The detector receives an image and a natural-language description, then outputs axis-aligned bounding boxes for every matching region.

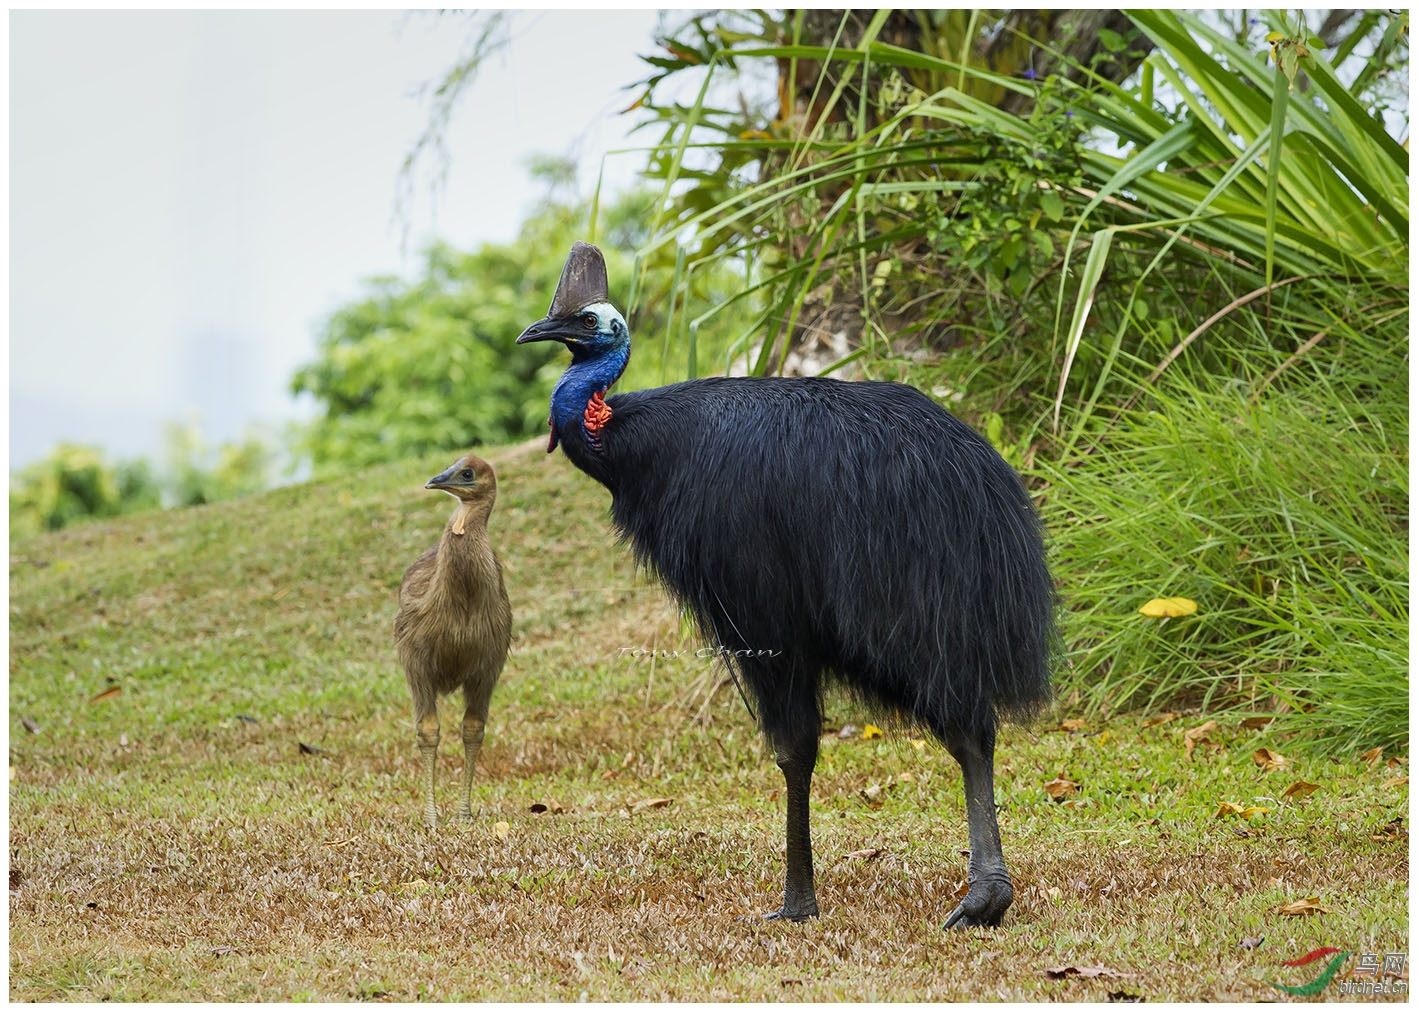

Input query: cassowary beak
[514,317,568,345]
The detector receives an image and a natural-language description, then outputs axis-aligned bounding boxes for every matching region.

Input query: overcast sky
[9,10,665,469]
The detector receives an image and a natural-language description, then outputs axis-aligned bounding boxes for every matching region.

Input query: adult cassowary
[517,242,1055,928]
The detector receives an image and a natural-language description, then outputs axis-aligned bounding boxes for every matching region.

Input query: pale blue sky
[10,10,664,468]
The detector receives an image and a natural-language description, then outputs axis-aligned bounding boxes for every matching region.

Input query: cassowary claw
[942,877,1013,929]
[763,905,819,922]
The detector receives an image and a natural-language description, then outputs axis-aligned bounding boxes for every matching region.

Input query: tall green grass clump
[1041,318,1407,752]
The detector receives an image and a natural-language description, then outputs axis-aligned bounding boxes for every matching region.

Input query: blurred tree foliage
[10,444,160,537]
[289,179,752,473]
[10,425,279,537]
[162,422,275,508]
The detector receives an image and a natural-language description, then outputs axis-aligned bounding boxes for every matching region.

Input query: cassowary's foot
[763,903,819,922]
[455,804,475,823]
[943,876,1013,929]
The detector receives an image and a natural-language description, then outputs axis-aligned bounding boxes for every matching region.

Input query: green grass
[8,438,1408,1000]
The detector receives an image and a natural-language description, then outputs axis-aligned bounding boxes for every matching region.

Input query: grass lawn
[9,439,1409,1000]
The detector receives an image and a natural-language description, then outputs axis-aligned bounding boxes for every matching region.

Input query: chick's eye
[581,313,597,329]
[461,469,474,480]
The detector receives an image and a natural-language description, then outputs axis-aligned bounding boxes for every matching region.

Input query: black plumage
[518,243,1056,927]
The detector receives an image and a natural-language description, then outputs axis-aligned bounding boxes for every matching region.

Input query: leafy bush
[10,444,161,537]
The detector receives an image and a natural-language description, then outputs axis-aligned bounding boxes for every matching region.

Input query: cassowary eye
[461,469,474,480]
[581,313,597,329]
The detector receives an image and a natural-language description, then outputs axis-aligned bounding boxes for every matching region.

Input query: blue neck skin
[549,341,630,435]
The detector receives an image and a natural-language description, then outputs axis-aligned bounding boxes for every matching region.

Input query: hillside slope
[9,440,1407,1001]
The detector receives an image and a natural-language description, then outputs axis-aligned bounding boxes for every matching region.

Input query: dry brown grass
[9,442,1409,1000]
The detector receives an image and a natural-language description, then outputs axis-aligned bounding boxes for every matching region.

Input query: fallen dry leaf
[844,848,885,861]
[493,821,510,839]
[1281,781,1320,800]
[529,801,565,814]
[1386,756,1408,770]
[1371,817,1406,841]
[1184,720,1218,760]
[1239,715,1275,730]
[1277,897,1327,917]
[1107,989,1143,1002]
[298,742,323,755]
[20,717,39,734]
[1044,964,1134,980]
[908,738,927,751]
[1214,801,1243,818]
[1252,747,1289,772]
[1059,718,1087,733]
[630,797,673,814]
[837,724,859,739]
[1139,596,1197,618]
[861,724,884,740]
[1044,778,1079,801]
[89,686,122,704]
[1381,776,1408,789]
[1361,746,1384,768]
[1239,806,1270,820]
[896,772,914,783]
[1141,712,1176,729]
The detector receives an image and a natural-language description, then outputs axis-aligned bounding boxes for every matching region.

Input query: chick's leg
[457,681,494,821]
[414,704,441,828]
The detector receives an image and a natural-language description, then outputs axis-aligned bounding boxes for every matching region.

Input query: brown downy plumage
[394,453,511,827]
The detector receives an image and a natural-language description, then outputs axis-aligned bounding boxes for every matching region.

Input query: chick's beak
[425,463,460,490]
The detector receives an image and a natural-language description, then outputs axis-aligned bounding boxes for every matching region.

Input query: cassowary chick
[394,453,511,827]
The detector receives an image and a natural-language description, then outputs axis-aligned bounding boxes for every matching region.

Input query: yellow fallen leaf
[896,772,914,783]
[493,821,510,839]
[1044,777,1079,801]
[1059,718,1087,733]
[1239,806,1270,819]
[1277,896,1327,917]
[1142,712,1177,729]
[1139,596,1198,618]
[90,686,122,704]
[1094,730,1112,746]
[1184,720,1218,760]
[861,724,884,740]
[1281,781,1320,800]
[630,797,673,814]
[1252,747,1289,772]
[908,738,927,751]
[1214,800,1244,818]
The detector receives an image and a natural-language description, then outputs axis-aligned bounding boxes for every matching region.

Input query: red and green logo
[1266,947,1352,996]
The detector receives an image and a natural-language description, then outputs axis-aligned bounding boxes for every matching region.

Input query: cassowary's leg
[939,722,1014,928]
[456,679,495,821]
[414,703,441,828]
[757,666,821,922]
